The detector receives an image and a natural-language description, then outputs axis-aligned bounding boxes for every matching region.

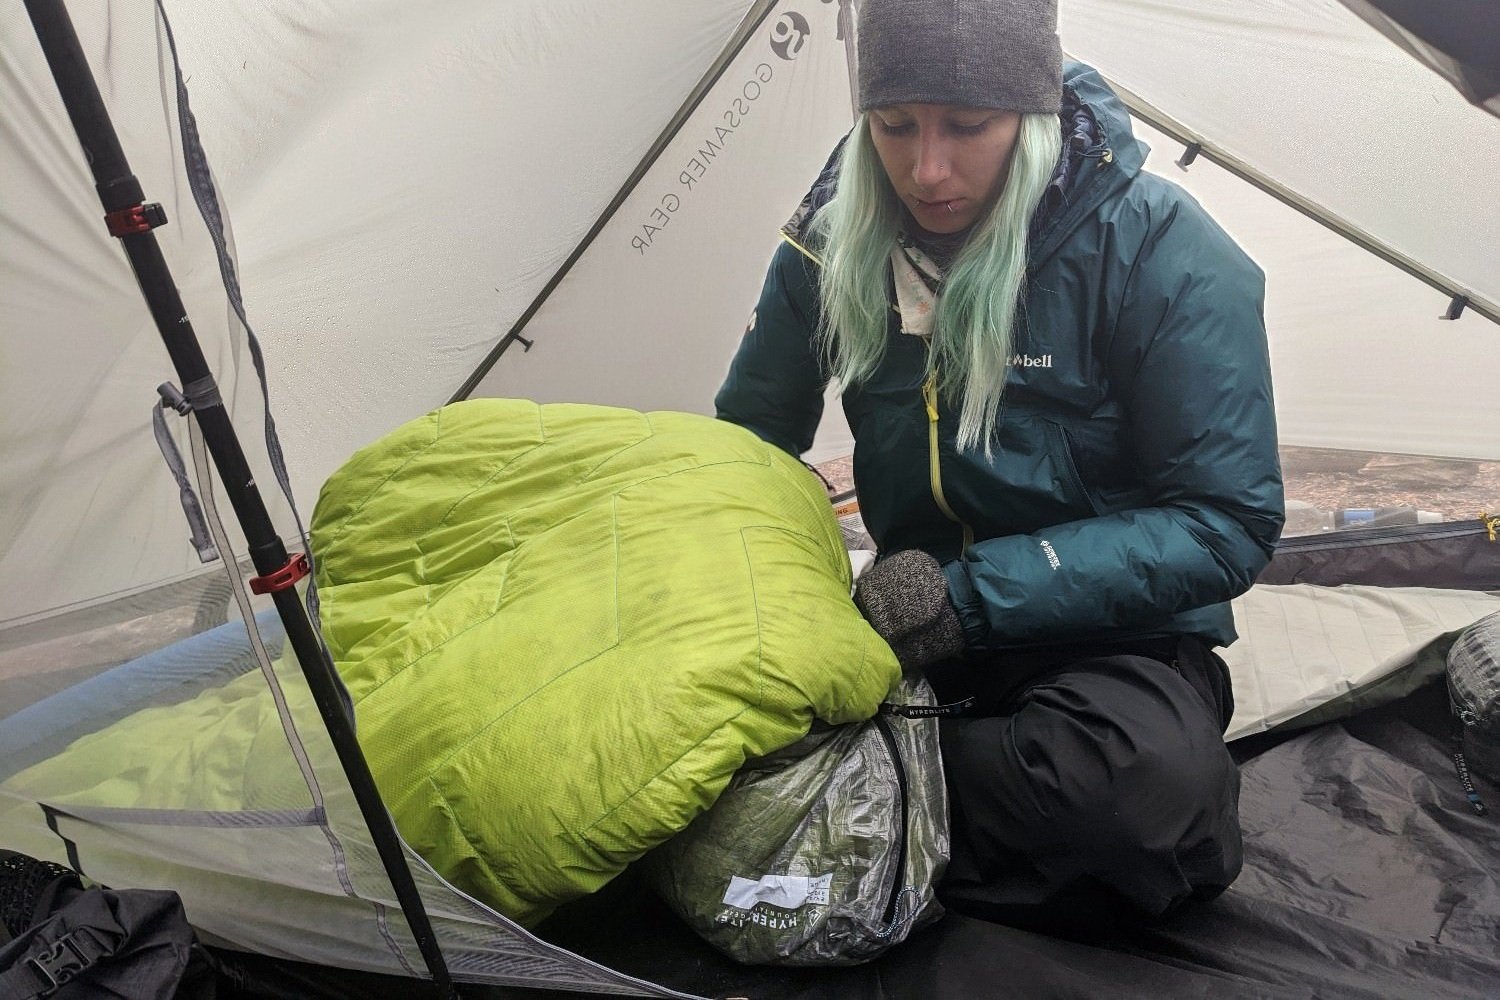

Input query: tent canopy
[2,1,1497,996]
[4,0,1498,626]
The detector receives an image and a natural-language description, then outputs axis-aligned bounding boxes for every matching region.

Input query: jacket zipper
[779,229,824,266]
[871,713,910,930]
[920,365,974,552]
[785,228,977,556]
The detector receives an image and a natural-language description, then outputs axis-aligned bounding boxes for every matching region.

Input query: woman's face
[867,104,1023,235]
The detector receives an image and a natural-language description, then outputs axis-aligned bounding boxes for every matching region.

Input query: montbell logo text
[1010,354,1053,368]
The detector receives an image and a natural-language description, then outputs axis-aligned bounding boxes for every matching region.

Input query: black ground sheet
[214,681,1499,1000]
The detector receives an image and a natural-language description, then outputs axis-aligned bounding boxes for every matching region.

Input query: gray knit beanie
[857,0,1063,113]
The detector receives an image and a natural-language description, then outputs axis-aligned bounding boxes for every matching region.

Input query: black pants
[925,636,1241,932]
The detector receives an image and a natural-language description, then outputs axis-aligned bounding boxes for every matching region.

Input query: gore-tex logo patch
[1039,539,1061,570]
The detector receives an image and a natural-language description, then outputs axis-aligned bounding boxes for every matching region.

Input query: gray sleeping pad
[646,675,949,966]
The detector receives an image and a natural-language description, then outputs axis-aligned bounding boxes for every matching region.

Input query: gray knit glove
[853,549,965,671]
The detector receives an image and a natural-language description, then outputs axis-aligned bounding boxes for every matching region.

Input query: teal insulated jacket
[716,63,1284,651]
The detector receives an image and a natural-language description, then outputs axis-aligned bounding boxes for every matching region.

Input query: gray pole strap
[151,393,220,564]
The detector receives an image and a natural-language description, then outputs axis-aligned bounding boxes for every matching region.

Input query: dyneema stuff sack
[1449,610,1500,801]
[645,676,949,965]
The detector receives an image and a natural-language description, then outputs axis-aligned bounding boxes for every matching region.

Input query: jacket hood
[1029,61,1147,261]
[1063,61,1146,176]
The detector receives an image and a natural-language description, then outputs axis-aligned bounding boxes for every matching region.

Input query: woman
[715,0,1284,928]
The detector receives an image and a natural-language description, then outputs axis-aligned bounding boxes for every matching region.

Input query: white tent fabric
[0,0,287,627]
[466,2,860,444]
[1060,0,1499,320]
[1129,118,1500,461]
[2,0,1497,991]
[164,0,772,492]
[0,0,765,626]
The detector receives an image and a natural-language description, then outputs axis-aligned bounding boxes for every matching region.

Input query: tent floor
[211,680,1499,1000]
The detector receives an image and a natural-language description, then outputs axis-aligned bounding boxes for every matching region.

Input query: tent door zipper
[1274,518,1494,553]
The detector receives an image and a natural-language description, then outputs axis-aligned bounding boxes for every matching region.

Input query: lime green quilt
[312,399,899,925]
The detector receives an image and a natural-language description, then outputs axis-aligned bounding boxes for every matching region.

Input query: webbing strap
[880,697,975,719]
[150,399,219,563]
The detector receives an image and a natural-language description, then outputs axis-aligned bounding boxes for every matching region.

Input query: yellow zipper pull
[921,368,940,421]
[1483,511,1499,542]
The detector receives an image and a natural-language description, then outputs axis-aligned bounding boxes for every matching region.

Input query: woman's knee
[960,664,1241,854]
[1039,732,1239,856]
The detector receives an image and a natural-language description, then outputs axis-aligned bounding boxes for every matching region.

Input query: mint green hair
[810,112,1063,453]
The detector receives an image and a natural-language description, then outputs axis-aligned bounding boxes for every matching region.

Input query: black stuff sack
[1449,610,1500,801]
[646,676,949,966]
[0,850,215,999]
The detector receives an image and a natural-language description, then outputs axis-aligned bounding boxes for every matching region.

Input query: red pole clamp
[104,202,168,237]
[249,553,312,595]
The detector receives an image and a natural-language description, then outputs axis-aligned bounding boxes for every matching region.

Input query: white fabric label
[722,873,833,911]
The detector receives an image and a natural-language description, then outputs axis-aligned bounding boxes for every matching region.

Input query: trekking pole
[20,2,459,996]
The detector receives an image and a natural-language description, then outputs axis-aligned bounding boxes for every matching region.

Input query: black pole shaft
[22,3,458,995]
